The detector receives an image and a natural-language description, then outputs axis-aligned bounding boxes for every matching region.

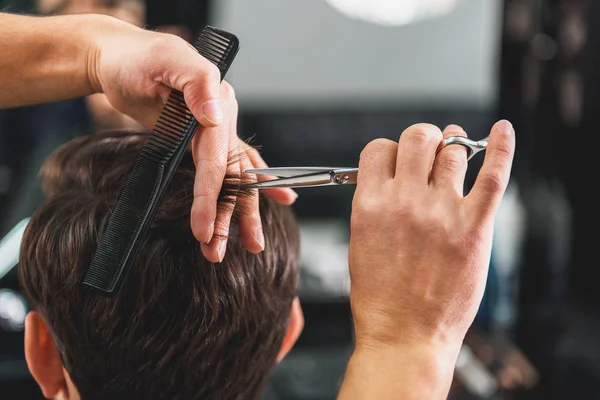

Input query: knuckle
[404,123,442,145]
[351,196,381,227]
[203,62,221,81]
[153,33,180,52]
[394,200,419,223]
[479,172,506,194]
[220,82,238,113]
[360,138,396,161]
[221,81,236,99]
[229,95,239,113]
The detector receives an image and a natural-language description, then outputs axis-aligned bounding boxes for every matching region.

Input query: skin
[338,120,515,399]
[0,12,297,262]
[0,11,516,398]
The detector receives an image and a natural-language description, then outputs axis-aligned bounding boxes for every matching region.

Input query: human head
[19,131,303,399]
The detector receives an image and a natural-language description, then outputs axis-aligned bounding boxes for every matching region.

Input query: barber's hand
[190,82,298,262]
[349,120,515,357]
[88,16,297,261]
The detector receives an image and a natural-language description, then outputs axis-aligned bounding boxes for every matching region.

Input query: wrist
[339,340,461,400]
[83,14,118,94]
[84,13,136,95]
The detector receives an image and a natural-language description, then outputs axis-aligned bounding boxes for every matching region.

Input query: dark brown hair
[19,131,300,400]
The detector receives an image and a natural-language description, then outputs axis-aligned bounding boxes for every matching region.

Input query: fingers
[236,153,265,254]
[153,35,224,127]
[430,125,469,195]
[200,148,238,262]
[222,96,265,255]
[191,123,227,246]
[356,138,398,193]
[197,83,239,262]
[190,83,235,246]
[395,124,443,187]
[241,141,298,205]
[466,120,516,219]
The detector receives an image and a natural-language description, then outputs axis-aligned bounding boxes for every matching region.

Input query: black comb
[83,26,240,294]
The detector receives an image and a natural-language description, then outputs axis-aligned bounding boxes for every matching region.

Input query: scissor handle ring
[436,136,475,160]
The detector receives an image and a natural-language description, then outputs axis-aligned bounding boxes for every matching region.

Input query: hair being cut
[19,131,300,400]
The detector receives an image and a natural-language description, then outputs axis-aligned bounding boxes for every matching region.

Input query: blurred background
[0,0,584,399]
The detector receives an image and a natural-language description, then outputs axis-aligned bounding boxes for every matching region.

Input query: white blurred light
[0,289,27,332]
[299,221,350,297]
[0,218,30,280]
[325,0,459,26]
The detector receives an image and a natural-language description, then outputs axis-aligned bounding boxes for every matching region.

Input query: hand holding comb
[83,26,240,295]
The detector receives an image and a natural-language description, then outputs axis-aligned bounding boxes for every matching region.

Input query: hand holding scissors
[331,121,514,399]
[243,135,489,189]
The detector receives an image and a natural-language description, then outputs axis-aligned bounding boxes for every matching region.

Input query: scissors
[243,135,489,189]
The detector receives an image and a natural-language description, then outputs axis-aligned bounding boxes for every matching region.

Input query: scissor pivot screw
[335,175,350,184]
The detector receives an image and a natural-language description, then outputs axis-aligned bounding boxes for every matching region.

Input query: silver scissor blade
[243,172,335,189]
[244,167,338,178]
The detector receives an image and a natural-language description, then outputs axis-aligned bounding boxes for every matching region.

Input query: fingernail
[217,239,227,262]
[497,120,514,135]
[254,224,265,251]
[289,189,299,199]
[205,221,215,243]
[202,100,223,125]
[200,242,212,260]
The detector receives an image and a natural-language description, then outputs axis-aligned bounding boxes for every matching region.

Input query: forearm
[0,12,113,107]
[338,342,460,399]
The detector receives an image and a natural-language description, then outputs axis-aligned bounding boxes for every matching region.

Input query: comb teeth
[143,90,194,163]
[83,158,163,291]
[195,26,240,78]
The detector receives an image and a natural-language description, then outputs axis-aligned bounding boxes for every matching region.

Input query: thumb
[154,37,224,127]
